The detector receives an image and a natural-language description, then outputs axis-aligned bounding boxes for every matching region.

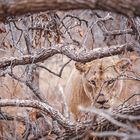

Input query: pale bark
[0,99,74,129]
[0,0,140,21]
[0,99,140,139]
[0,43,134,69]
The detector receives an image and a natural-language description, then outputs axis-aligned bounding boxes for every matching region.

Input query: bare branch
[36,59,71,77]
[103,29,134,36]
[58,84,69,119]
[8,72,47,102]
[80,106,139,133]
[92,131,140,139]
[96,13,135,36]
[59,102,140,139]
[0,111,26,123]
[0,43,134,69]
[0,99,74,129]
[0,0,140,22]
[12,21,23,44]
[0,99,140,139]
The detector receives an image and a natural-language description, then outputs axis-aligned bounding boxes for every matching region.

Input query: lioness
[65,56,133,120]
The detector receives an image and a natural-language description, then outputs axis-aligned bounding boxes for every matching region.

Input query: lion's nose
[96,94,108,105]
[97,100,108,105]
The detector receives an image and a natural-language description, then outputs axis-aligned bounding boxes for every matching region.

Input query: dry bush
[0,8,140,140]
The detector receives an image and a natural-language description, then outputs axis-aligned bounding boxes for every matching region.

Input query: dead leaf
[0,24,6,33]
[29,110,37,122]
[78,30,84,37]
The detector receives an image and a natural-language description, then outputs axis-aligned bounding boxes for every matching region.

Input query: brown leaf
[55,35,61,43]
[126,18,133,28]
[0,26,6,33]
[29,110,37,122]
[78,30,84,37]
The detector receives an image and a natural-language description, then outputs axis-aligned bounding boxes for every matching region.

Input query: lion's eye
[107,79,115,85]
[90,80,96,86]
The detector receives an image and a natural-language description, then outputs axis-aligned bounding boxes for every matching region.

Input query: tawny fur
[65,56,140,120]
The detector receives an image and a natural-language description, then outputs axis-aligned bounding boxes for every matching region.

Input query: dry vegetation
[0,1,140,140]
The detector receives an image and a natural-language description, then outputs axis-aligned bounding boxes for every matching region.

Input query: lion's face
[75,56,130,109]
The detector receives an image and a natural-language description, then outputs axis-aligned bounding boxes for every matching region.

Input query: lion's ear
[114,58,132,73]
[75,62,91,72]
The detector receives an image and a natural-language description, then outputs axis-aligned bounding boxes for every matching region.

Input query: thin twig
[36,59,71,77]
